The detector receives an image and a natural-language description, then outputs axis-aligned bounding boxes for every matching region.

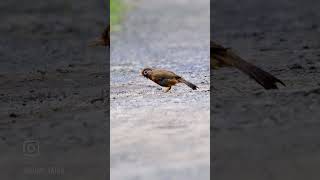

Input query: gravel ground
[2,0,318,179]
[110,0,210,179]
[0,0,109,179]
[212,0,320,179]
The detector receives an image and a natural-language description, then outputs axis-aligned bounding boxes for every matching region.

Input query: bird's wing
[151,69,180,80]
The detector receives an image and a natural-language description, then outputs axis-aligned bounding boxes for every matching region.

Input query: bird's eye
[143,70,148,75]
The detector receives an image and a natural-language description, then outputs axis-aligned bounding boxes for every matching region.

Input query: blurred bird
[211,41,285,89]
[141,68,198,92]
[89,25,110,47]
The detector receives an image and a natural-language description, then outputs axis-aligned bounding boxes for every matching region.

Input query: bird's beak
[141,73,148,78]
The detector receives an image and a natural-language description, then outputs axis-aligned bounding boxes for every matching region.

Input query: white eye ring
[143,71,148,75]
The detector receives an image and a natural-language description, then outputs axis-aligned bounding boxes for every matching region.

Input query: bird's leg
[164,86,171,93]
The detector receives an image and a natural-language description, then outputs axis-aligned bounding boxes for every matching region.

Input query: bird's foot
[164,87,171,93]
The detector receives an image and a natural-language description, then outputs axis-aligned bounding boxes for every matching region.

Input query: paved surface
[212,0,320,179]
[110,0,210,179]
[0,0,109,179]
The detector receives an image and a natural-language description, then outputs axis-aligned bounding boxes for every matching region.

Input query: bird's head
[141,68,153,78]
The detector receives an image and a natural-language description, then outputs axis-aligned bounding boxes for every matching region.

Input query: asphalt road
[110,0,210,179]
[212,0,320,179]
[0,0,109,179]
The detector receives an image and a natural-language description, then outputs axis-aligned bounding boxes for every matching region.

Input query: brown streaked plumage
[89,25,110,47]
[211,41,285,89]
[141,68,198,92]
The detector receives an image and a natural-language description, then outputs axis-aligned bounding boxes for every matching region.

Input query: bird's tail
[179,78,198,90]
[211,41,285,89]
[225,53,285,89]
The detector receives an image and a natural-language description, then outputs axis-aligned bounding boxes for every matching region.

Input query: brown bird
[211,41,285,89]
[141,68,198,92]
[89,25,110,47]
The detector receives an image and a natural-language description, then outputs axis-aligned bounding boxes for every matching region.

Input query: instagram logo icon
[23,140,40,157]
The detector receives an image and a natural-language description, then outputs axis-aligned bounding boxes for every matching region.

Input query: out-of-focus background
[110,0,210,179]
[110,0,125,30]
[0,0,109,179]
[212,0,320,179]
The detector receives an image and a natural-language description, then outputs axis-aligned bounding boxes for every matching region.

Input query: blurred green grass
[110,0,126,31]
